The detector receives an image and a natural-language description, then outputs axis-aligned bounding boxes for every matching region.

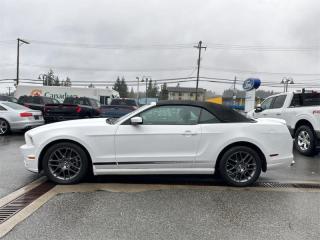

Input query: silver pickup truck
[247,90,320,156]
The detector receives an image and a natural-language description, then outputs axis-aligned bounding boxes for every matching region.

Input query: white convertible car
[21,101,293,186]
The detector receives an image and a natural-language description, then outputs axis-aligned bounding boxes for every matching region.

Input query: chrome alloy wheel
[297,130,311,151]
[225,151,257,183]
[0,119,8,135]
[48,147,82,181]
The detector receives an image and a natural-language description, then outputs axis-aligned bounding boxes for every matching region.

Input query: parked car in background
[100,105,136,119]
[44,96,101,122]
[110,98,139,108]
[0,101,44,135]
[21,101,293,186]
[0,95,18,103]
[17,95,59,113]
[247,90,320,156]
[100,98,139,119]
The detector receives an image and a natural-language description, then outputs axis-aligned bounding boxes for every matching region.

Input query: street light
[38,74,48,86]
[16,38,30,86]
[281,77,294,92]
[138,76,151,104]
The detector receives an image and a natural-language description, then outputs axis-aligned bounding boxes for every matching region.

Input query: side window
[140,105,201,125]
[271,95,286,109]
[290,94,301,107]
[199,109,220,124]
[0,105,7,111]
[261,97,274,110]
[33,97,42,104]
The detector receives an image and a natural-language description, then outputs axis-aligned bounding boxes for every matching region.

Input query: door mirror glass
[255,104,263,113]
[130,116,143,125]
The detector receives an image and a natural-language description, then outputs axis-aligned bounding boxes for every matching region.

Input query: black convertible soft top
[157,100,253,123]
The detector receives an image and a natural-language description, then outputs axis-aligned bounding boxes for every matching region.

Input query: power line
[19,63,194,72]
[29,40,195,50]
[202,66,320,76]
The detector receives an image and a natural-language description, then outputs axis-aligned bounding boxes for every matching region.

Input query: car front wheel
[43,142,89,184]
[219,146,262,187]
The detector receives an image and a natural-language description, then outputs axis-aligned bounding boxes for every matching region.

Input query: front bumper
[267,153,293,170]
[20,144,39,173]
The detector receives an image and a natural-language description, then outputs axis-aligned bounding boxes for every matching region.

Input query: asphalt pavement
[0,134,39,198]
[1,133,320,240]
[3,189,320,240]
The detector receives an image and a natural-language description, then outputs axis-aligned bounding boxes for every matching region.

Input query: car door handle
[276,113,281,116]
[182,130,197,136]
[262,114,267,116]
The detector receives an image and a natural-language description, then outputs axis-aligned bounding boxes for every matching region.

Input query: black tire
[219,146,262,187]
[43,142,89,184]
[294,125,316,156]
[0,118,10,136]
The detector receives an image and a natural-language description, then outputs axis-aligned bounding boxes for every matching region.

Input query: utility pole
[136,77,140,104]
[7,87,13,96]
[145,77,148,104]
[16,38,30,86]
[194,41,206,101]
[232,76,237,107]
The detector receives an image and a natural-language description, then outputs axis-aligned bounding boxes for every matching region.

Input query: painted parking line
[0,181,320,238]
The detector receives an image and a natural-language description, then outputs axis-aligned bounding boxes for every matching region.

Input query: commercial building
[167,87,206,101]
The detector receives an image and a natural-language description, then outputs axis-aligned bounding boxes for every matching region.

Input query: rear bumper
[20,144,39,173]
[44,115,83,122]
[11,120,44,131]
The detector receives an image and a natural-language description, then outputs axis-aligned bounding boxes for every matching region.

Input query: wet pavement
[0,134,39,199]
[0,133,320,239]
[3,190,320,240]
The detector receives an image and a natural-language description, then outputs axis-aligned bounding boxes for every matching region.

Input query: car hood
[27,118,110,136]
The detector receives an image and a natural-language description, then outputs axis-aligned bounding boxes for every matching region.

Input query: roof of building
[156,100,252,123]
[167,87,206,93]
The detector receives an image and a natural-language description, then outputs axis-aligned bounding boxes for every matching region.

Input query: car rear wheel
[219,146,262,187]
[0,119,10,136]
[294,125,315,156]
[43,142,89,184]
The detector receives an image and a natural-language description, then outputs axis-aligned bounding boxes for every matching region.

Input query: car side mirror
[130,116,143,125]
[255,104,263,113]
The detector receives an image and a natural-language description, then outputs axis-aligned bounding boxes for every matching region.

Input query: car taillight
[20,112,33,117]
[76,106,81,113]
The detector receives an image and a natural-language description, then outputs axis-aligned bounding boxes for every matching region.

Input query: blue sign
[243,78,261,91]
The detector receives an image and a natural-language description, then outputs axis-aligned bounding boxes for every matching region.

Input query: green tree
[120,76,128,98]
[146,80,158,98]
[128,87,135,98]
[63,77,72,87]
[53,76,60,86]
[40,69,71,86]
[159,83,168,100]
[113,76,128,97]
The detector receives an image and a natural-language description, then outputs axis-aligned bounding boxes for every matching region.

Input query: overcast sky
[1,0,320,94]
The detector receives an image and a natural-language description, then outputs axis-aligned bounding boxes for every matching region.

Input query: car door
[253,96,275,118]
[265,95,287,119]
[115,105,202,169]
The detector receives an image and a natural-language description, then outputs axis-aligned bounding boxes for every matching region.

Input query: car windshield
[2,101,30,110]
[112,104,150,124]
